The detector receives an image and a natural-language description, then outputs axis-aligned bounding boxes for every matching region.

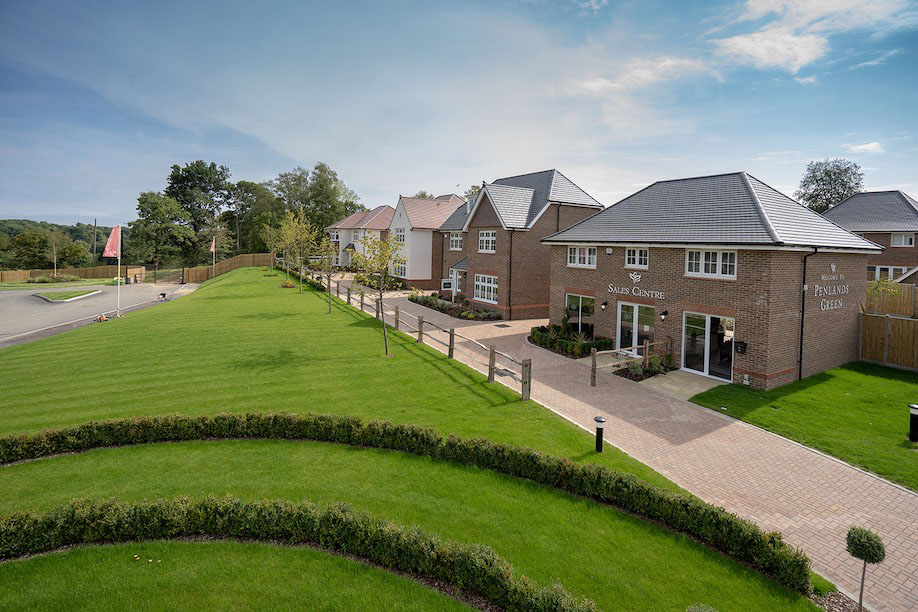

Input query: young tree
[352,233,405,356]
[46,230,70,276]
[794,158,864,213]
[846,526,885,611]
[279,210,316,294]
[128,192,195,282]
[315,232,339,314]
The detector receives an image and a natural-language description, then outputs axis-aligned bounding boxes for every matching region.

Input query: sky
[0,0,916,225]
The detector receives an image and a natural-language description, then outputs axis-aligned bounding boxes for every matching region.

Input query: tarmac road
[0,283,191,348]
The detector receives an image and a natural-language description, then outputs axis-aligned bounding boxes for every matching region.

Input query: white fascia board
[540,241,881,254]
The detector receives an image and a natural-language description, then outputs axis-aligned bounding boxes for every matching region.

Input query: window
[449,232,463,251]
[891,233,915,247]
[567,246,597,268]
[478,230,496,253]
[473,274,498,303]
[565,294,595,337]
[625,248,648,269]
[394,228,405,244]
[330,230,339,241]
[393,262,406,277]
[353,229,362,241]
[873,266,910,280]
[685,250,737,279]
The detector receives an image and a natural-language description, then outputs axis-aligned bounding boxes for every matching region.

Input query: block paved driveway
[376,296,918,612]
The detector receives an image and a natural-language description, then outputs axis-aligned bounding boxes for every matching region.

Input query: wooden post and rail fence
[183,253,274,283]
[298,268,533,401]
[589,338,672,387]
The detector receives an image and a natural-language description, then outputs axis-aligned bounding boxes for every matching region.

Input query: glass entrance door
[682,312,734,381]
[617,302,655,355]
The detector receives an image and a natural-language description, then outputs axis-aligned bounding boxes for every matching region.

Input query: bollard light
[594,416,606,453]
[910,404,918,443]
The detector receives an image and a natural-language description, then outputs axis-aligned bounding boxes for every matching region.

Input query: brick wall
[863,232,918,267]
[549,245,868,390]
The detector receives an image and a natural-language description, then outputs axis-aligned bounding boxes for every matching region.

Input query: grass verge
[33,289,99,301]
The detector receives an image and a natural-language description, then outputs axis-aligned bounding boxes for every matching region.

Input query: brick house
[326,205,394,267]
[822,190,918,281]
[437,169,604,319]
[388,194,465,289]
[542,172,881,390]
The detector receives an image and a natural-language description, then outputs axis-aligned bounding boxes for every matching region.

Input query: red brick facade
[437,194,599,319]
[861,232,918,267]
[549,245,869,390]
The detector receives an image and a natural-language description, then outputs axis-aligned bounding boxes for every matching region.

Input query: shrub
[626,361,644,377]
[280,279,295,288]
[0,497,594,612]
[0,413,811,593]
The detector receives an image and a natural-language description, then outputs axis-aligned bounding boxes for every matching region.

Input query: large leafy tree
[11,230,49,269]
[59,241,92,268]
[128,192,195,281]
[267,162,364,230]
[164,161,231,261]
[237,181,284,253]
[794,158,864,213]
[269,167,310,211]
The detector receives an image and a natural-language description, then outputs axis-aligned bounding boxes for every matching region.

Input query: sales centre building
[542,172,882,390]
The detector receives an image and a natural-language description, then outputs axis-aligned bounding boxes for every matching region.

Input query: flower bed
[613,353,676,382]
[408,293,501,321]
[529,325,614,358]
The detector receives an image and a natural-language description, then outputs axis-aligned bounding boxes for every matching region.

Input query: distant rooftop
[822,190,918,232]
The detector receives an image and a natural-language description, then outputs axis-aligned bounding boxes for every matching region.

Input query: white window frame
[625,248,648,270]
[478,230,496,253]
[394,228,405,244]
[685,250,737,280]
[873,266,910,280]
[393,262,406,277]
[353,229,362,241]
[566,246,597,269]
[473,273,498,304]
[449,232,463,251]
[330,230,339,241]
[891,233,915,248]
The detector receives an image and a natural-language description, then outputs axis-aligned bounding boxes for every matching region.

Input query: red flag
[102,226,120,258]
[210,237,215,253]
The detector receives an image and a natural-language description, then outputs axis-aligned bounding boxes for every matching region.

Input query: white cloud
[849,48,902,69]
[713,0,916,73]
[563,56,722,94]
[843,142,885,154]
[794,75,818,84]
[577,0,609,13]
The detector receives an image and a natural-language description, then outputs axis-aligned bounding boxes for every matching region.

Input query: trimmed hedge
[0,413,811,592]
[0,496,593,612]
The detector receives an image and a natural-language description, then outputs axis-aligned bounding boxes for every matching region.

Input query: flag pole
[117,225,121,317]
[212,237,215,278]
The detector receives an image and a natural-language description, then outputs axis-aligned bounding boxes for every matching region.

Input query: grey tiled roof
[482,183,536,228]
[449,257,468,271]
[543,172,880,251]
[439,205,469,231]
[822,191,918,232]
[492,169,603,227]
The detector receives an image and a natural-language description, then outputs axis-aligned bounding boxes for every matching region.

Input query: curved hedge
[0,413,811,592]
[0,496,593,612]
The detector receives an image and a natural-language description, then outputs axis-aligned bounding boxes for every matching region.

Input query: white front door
[616,302,655,355]
[682,312,734,381]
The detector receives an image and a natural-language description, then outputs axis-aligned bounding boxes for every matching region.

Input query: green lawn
[691,362,918,490]
[33,289,99,301]
[0,440,816,611]
[0,268,822,610]
[0,278,108,290]
[0,540,470,611]
[0,267,671,490]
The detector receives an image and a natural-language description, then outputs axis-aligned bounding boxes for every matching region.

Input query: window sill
[684,273,737,281]
[449,248,463,252]
[624,265,648,270]
[890,245,914,248]
[567,263,597,269]
[478,250,496,254]
[473,297,498,305]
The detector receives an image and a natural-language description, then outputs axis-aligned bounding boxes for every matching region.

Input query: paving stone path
[377,296,918,612]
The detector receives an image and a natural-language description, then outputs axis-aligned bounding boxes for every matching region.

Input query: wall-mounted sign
[629,271,641,283]
[609,284,665,300]
[814,263,848,311]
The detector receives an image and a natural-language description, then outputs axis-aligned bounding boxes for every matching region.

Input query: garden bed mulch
[813,590,859,612]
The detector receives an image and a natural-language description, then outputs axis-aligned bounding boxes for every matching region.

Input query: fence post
[488,346,496,382]
[360,292,365,312]
[448,328,455,358]
[521,359,532,401]
[347,286,351,305]
[591,348,597,387]
[336,282,340,298]
[643,339,650,368]
[883,315,890,365]
[856,313,862,361]
[417,316,424,343]
[394,306,400,331]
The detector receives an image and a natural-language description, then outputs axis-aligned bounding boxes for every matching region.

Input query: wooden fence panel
[2,265,143,282]
[182,253,273,283]
[0,270,30,282]
[860,313,918,371]
[865,283,916,317]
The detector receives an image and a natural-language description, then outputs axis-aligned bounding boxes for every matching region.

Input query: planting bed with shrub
[0,496,592,612]
[529,325,614,358]
[409,292,501,321]
[0,412,812,593]
[27,274,82,283]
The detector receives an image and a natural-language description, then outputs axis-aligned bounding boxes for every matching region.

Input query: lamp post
[909,404,918,443]
[594,416,606,452]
